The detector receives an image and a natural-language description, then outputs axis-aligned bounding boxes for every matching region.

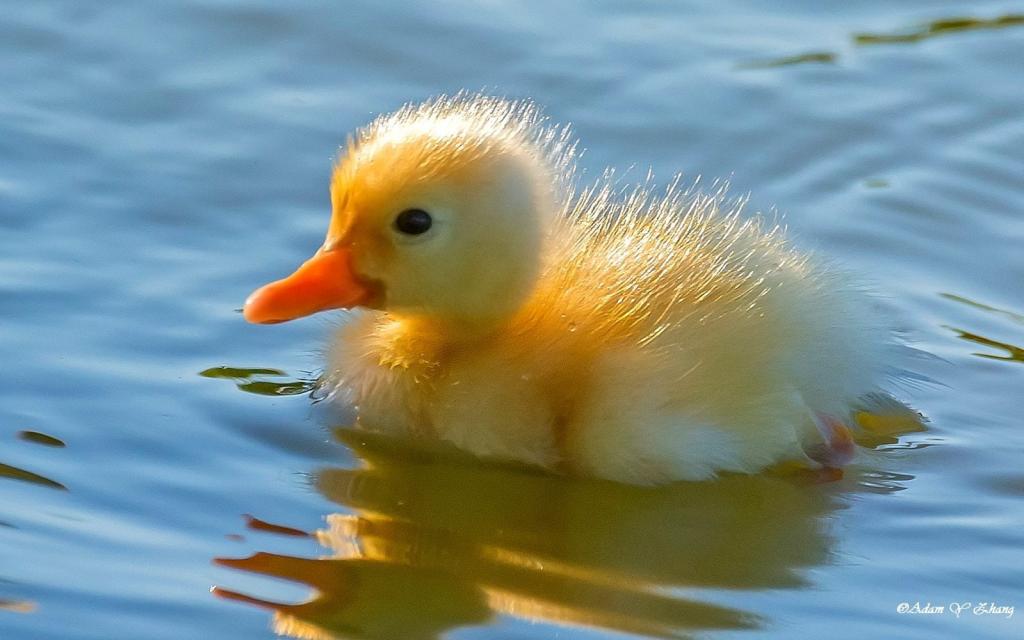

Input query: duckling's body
[326,184,891,484]
[245,95,907,485]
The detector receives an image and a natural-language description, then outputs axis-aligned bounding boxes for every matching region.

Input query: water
[1,1,1022,638]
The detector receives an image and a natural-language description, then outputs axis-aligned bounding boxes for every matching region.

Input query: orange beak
[243,246,373,324]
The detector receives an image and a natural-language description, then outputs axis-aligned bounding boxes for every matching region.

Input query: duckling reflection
[214,428,861,639]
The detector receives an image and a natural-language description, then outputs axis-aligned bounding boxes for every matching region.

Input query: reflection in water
[216,556,493,640]
[854,470,917,495]
[200,366,317,396]
[243,514,311,538]
[939,293,1024,364]
[854,14,1024,45]
[852,399,928,449]
[16,431,66,448]
[945,327,1024,364]
[741,14,1024,73]
[214,429,860,639]
[0,599,36,614]
[737,51,836,69]
[0,462,66,491]
[3,429,67,490]
[941,293,1024,326]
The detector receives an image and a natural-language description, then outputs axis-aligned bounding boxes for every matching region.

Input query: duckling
[244,94,910,485]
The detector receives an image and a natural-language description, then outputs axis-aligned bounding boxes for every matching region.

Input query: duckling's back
[509,181,898,482]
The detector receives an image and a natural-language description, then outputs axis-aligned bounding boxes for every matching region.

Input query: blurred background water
[1,1,1022,638]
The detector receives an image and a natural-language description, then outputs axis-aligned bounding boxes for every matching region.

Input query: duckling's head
[244,95,573,331]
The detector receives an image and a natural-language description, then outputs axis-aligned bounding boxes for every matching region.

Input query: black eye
[394,209,433,235]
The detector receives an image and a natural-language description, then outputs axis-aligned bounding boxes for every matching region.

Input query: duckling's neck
[389,312,511,348]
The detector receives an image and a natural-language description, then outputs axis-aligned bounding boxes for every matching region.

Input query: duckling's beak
[243,246,373,324]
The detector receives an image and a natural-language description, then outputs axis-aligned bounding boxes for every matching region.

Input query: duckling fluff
[244,94,910,485]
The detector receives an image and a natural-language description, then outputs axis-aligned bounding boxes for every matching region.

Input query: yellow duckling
[244,94,908,485]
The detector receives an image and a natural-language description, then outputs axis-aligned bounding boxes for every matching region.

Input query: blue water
[1,1,1022,638]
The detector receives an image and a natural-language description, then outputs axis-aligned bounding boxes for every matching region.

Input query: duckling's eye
[394,209,433,235]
